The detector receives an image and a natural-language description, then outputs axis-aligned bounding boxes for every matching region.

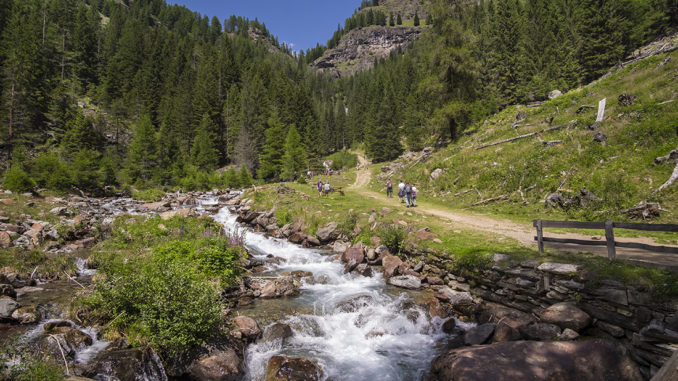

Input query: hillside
[372,34,678,224]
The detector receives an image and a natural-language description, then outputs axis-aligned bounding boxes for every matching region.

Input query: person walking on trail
[316,180,323,197]
[386,180,393,198]
[398,180,405,203]
[405,182,412,207]
[411,185,418,207]
[324,182,331,196]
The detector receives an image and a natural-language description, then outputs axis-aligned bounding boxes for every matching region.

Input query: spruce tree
[192,114,219,171]
[239,165,253,187]
[257,112,286,180]
[127,114,158,181]
[281,125,307,180]
[414,12,420,26]
[389,12,395,26]
[397,13,402,25]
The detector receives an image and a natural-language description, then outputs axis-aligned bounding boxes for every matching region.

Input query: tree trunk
[449,117,458,140]
[8,82,15,161]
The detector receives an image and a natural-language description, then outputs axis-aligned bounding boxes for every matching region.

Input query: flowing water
[213,206,462,381]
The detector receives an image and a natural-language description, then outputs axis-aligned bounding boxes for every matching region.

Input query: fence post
[536,219,544,253]
[605,220,616,260]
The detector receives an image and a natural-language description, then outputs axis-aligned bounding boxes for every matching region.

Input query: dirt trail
[351,154,678,269]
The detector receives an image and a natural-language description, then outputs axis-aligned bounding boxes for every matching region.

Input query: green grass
[372,50,678,227]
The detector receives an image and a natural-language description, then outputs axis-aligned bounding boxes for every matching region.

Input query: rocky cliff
[312,26,421,78]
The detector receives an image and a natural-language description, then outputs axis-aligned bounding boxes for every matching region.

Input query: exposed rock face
[312,26,421,78]
[265,356,323,381]
[431,340,643,381]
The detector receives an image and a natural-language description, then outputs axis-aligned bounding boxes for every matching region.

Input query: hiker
[411,185,418,207]
[398,180,405,203]
[405,182,412,207]
[324,181,331,196]
[386,179,393,198]
[317,179,323,197]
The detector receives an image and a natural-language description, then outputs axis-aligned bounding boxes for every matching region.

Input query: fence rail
[533,219,678,259]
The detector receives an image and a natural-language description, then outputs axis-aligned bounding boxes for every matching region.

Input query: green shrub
[3,166,35,193]
[222,168,240,188]
[133,188,166,202]
[3,356,63,381]
[239,166,253,188]
[275,209,292,227]
[379,225,406,254]
[31,152,71,191]
[297,176,307,184]
[327,150,358,170]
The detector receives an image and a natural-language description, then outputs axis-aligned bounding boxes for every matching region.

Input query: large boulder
[387,275,421,290]
[519,322,562,341]
[85,348,166,380]
[188,348,244,381]
[341,247,364,264]
[477,302,534,331]
[12,305,40,324]
[540,302,591,331]
[464,323,495,346]
[261,323,293,345]
[431,340,643,381]
[0,284,16,298]
[382,254,403,278]
[0,297,19,319]
[260,277,300,299]
[233,316,261,341]
[316,222,339,242]
[159,208,193,220]
[265,356,323,381]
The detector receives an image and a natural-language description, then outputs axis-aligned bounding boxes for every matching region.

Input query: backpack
[405,186,411,193]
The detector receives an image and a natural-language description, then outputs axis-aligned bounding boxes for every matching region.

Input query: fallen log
[472,195,509,206]
[476,122,573,150]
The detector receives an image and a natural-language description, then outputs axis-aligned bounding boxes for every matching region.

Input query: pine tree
[389,12,395,26]
[397,13,402,25]
[257,112,286,180]
[365,83,401,162]
[127,114,158,181]
[414,12,420,26]
[192,114,219,171]
[281,125,307,180]
[239,165,253,187]
[426,14,433,25]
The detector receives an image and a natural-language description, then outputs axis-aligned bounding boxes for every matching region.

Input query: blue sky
[166,0,364,52]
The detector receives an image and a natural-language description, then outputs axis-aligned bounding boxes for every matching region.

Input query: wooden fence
[533,219,678,259]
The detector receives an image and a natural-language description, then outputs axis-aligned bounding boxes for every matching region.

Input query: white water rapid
[213,206,458,381]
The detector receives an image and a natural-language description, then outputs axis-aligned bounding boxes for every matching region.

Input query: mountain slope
[372,34,678,224]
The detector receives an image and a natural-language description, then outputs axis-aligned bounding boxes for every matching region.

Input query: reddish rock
[288,232,307,244]
[233,316,261,340]
[382,255,402,278]
[341,247,365,264]
[188,348,244,381]
[416,229,437,241]
[0,231,11,248]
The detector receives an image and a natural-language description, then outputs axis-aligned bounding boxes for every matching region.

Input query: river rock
[188,348,244,381]
[140,201,170,211]
[464,323,495,345]
[316,222,339,242]
[50,207,72,216]
[262,323,293,344]
[355,263,373,277]
[540,302,591,331]
[442,318,457,334]
[331,241,349,253]
[260,277,300,298]
[265,356,323,381]
[519,322,562,341]
[382,254,402,278]
[559,328,580,340]
[477,303,534,332]
[341,247,364,264]
[160,208,193,220]
[0,284,16,298]
[344,258,359,274]
[431,339,643,381]
[11,305,40,324]
[387,275,421,290]
[492,321,522,343]
[0,297,19,318]
[288,232,307,244]
[233,316,261,340]
[86,348,166,381]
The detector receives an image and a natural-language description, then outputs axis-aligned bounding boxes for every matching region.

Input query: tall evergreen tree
[127,114,157,181]
[192,113,219,171]
[281,125,307,180]
[257,112,286,180]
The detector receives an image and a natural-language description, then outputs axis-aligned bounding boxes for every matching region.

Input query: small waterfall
[213,207,455,381]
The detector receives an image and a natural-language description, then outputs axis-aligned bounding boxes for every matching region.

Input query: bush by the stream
[379,225,406,254]
[2,166,35,193]
[85,216,246,354]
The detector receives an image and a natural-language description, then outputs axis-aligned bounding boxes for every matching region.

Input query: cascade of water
[213,206,456,381]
